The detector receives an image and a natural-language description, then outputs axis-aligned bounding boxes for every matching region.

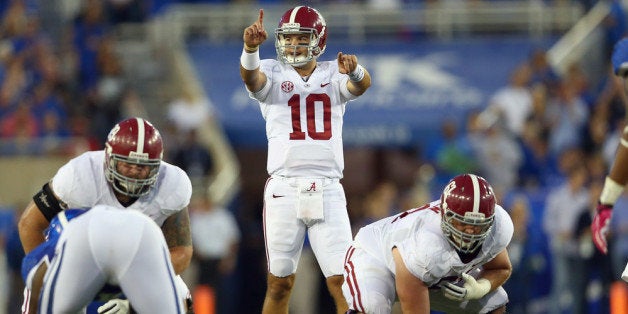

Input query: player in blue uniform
[21,205,187,313]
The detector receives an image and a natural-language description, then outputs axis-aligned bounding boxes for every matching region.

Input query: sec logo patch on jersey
[281,81,294,93]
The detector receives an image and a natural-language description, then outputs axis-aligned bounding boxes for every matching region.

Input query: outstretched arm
[337,52,372,96]
[240,9,268,93]
[592,38,628,254]
[607,38,628,186]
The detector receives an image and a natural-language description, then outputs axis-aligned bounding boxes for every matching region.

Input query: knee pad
[269,258,296,277]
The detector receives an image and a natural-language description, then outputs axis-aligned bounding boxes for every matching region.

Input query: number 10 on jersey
[288,93,332,140]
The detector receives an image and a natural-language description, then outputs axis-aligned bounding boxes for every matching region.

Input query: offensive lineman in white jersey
[17,117,194,313]
[25,205,187,313]
[240,6,371,314]
[343,174,513,314]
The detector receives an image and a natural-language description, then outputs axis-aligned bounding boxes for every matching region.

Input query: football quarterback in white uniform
[343,174,513,314]
[240,5,371,314]
[17,117,193,313]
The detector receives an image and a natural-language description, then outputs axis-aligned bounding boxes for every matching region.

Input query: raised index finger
[258,9,264,24]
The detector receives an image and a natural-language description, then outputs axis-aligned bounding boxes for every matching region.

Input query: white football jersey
[249,59,359,178]
[51,151,192,226]
[354,200,513,287]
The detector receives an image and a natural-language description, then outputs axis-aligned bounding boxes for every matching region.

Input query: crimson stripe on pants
[343,246,364,312]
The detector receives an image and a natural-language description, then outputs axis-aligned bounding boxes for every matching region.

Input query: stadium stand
[1,0,627,313]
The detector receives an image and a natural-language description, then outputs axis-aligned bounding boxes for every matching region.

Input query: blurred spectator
[39,110,70,155]
[546,79,589,156]
[583,110,611,156]
[602,119,624,168]
[164,89,214,170]
[72,0,110,92]
[602,0,628,59]
[118,88,147,118]
[30,82,68,131]
[517,84,556,189]
[593,67,626,128]
[542,160,590,314]
[528,48,560,95]
[357,180,399,227]
[0,101,38,139]
[398,164,436,213]
[503,194,552,314]
[483,63,533,138]
[565,62,595,109]
[469,111,523,199]
[167,88,212,135]
[586,152,609,182]
[88,35,127,141]
[573,178,613,314]
[62,115,102,157]
[190,192,240,314]
[105,0,148,24]
[170,129,214,190]
[0,56,27,114]
[427,118,479,186]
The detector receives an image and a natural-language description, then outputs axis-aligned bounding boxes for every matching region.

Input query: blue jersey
[21,239,55,286]
[22,209,88,287]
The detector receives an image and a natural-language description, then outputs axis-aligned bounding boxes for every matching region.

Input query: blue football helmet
[44,209,87,242]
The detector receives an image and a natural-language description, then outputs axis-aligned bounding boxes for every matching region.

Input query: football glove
[612,38,628,77]
[97,299,130,314]
[442,273,491,301]
[591,203,613,255]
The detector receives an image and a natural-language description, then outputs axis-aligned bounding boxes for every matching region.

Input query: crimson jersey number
[288,93,332,140]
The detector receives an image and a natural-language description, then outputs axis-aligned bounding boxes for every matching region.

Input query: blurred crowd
[0,0,149,156]
[1,0,628,313]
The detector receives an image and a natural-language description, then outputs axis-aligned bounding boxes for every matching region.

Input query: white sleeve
[51,159,95,208]
[161,166,192,215]
[248,60,274,103]
[494,206,514,249]
[396,233,452,286]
